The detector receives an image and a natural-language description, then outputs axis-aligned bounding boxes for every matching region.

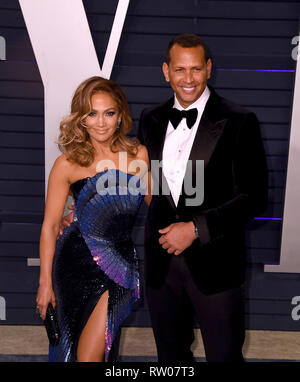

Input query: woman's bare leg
[77,290,108,362]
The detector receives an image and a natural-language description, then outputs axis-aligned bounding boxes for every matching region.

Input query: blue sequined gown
[52,169,145,362]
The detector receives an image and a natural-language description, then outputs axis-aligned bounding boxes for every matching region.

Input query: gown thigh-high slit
[52,169,145,362]
[76,289,108,362]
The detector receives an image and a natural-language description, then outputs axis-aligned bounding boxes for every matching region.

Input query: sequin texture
[52,169,145,361]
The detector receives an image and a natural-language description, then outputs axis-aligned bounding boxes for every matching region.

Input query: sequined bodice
[70,170,145,242]
[58,169,146,291]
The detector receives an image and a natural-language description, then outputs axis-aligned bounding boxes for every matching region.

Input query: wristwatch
[192,219,200,238]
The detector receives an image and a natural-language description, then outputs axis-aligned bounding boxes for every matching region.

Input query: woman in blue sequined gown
[36,76,151,362]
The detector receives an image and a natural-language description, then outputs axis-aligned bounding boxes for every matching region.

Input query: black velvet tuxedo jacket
[137,87,268,295]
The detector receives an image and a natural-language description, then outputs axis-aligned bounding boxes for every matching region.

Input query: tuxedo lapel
[177,89,228,209]
[188,113,227,170]
[147,97,177,210]
[146,97,173,161]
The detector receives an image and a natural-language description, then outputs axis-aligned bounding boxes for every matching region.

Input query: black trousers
[146,255,245,362]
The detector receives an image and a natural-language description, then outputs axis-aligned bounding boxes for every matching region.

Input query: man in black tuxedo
[137,33,268,362]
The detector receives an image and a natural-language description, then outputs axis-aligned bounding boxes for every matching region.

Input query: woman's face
[84,91,121,146]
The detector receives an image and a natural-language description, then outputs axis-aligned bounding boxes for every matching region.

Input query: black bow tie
[169,107,198,129]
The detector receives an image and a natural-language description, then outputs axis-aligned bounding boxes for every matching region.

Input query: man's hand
[58,205,75,237]
[158,221,197,256]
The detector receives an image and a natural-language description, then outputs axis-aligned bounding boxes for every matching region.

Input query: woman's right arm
[36,156,70,320]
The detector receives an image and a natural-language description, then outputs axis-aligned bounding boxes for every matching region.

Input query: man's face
[162,44,212,109]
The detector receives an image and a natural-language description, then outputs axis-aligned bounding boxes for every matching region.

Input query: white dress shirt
[162,86,210,206]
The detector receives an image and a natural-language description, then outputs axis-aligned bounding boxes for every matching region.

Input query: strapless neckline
[70,169,142,188]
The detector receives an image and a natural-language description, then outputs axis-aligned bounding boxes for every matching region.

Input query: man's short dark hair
[165,33,210,64]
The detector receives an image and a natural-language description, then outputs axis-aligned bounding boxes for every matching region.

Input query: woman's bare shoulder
[136,144,149,161]
[50,154,74,181]
[52,153,70,169]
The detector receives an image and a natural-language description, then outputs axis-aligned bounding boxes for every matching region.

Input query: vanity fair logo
[0,296,6,320]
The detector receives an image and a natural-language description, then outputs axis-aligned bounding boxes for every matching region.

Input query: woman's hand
[36,283,56,321]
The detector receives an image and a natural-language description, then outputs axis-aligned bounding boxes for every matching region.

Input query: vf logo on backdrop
[0,296,6,320]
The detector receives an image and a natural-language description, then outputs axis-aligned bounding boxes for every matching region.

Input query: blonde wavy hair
[57,76,139,167]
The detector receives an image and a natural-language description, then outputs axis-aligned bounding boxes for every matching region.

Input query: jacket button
[175,214,179,220]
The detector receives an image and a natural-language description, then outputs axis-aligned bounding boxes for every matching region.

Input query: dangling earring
[117,119,121,129]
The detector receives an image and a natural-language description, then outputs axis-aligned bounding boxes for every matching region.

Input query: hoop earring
[117,119,121,129]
